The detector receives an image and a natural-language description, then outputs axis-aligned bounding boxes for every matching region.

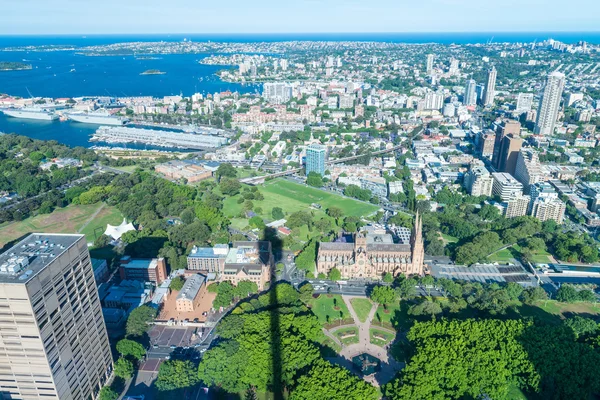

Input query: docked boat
[67,110,128,126]
[1,108,58,121]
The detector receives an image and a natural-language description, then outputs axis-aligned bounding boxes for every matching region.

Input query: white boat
[67,110,128,126]
[1,108,58,121]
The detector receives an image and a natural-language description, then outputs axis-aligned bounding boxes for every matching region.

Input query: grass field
[0,203,123,247]
[309,295,351,325]
[223,178,380,222]
[350,298,374,323]
[487,244,552,264]
[441,233,459,244]
[370,328,395,347]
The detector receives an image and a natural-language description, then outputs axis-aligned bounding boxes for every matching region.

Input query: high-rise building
[492,172,524,201]
[449,58,460,75]
[464,163,494,197]
[503,196,530,218]
[338,94,354,109]
[534,71,566,135]
[424,92,444,110]
[529,182,566,223]
[262,82,293,104]
[514,149,542,193]
[464,79,477,106]
[483,66,497,107]
[516,93,534,113]
[0,234,113,400]
[476,130,496,158]
[492,120,522,173]
[279,59,289,71]
[426,54,434,74]
[305,144,326,176]
[497,134,523,175]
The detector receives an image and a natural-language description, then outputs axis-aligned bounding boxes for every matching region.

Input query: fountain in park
[352,353,381,376]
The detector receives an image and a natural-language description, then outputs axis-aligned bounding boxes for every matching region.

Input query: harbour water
[1,32,598,148]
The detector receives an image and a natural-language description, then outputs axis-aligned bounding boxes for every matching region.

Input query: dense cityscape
[1,23,600,400]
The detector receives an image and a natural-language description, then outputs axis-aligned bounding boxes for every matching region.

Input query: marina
[91,126,229,150]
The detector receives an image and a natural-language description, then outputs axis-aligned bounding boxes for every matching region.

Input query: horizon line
[1,30,600,37]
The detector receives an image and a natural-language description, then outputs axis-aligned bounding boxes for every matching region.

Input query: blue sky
[2,0,599,34]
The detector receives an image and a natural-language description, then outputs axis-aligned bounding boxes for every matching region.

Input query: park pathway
[339,295,387,361]
[77,203,105,235]
[322,328,343,348]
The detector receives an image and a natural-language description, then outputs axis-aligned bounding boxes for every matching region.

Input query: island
[0,62,33,71]
[140,69,166,75]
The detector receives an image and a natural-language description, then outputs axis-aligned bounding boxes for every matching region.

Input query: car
[170,345,176,350]
[152,344,158,349]
[200,348,207,353]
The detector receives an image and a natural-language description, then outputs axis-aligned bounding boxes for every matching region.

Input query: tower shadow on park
[264,226,284,400]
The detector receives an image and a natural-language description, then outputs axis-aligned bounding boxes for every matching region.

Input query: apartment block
[0,234,112,400]
[464,164,494,197]
[492,172,524,201]
[514,149,542,193]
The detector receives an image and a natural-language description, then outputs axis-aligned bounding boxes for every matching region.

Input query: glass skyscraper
[305,144,326,176]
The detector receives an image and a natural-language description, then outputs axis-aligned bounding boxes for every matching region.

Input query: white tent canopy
[104,218,135,240]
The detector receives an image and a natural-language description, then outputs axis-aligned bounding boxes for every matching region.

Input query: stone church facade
[316,213,425,278]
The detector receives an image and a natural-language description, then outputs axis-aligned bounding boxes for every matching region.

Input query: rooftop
[176,274,206,302]
[0,233,83,284]
[121,258,158,270]
[188,244,229,259]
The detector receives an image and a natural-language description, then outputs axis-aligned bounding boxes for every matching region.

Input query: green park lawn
[350,298,374,323]
[0,203,123,247]
[487,244,552,264]
[441,233,459,243]
[223,178,380,222]
[370,328,395,347]
[309,294,351,325]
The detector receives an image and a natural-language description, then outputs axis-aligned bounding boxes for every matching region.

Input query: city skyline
[2,0,600,35]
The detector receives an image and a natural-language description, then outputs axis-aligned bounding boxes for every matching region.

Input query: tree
[306,172,324,187]
[383,272,393,283]
[290,360,379,400]
[249,215,266,229]
[521,286,548,304]
[328,268,341,281]
[370,285,397,307]
[126,305,157,337]
[408,300,442,317]
[505,282,523,301]
[156,360,199,391]
[214,281,235,308]
[564,316,598,338]
[397,277,418,300]
[215,163,237,181]
[220,178,242,196]
[385,319,539,400]
[98,387,119,400]
[556,285,580,303]
[94,234,112,248]
[271,207,285,220]
[420,275,435,295]
[114,357,134,379]
[236,280,259,297]
[326,206,343,225]
[169,276,185,291]
[299,283,314,303]
[207,282,219,293]
[116,339,146,361]
[579,289,596,302]
[180,208,195,224]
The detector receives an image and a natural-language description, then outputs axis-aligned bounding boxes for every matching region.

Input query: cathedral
[316,212,425,279]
